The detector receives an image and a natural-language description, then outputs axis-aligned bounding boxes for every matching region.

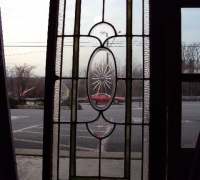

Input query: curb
[15,148,142,159]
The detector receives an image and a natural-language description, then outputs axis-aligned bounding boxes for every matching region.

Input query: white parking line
[15,131,43,135]
[14,137,96,151]
[101,118,113,152]
[36,126,43,129]
[60,134,93,139]
[13,119,116,151]
[60,144,95,151]
[11,116,29,120]
[14,138,42,144]
[182,120,191,123]
[132,117,142,123]
[13,124,42,133]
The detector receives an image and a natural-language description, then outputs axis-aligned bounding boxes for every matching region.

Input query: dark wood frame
[0,9,18,180]
[166,1,200,180]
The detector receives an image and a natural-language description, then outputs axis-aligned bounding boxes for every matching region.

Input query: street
[11,102,200,152]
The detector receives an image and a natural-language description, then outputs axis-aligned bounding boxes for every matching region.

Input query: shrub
[61,97,71,106]
[9,97,20,108]
[61,97,82,110]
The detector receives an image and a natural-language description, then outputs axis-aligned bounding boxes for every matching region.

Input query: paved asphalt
[10,102,200,152]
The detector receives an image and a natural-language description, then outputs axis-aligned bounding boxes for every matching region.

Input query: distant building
[61,82,70,102]
[24,98,44,106]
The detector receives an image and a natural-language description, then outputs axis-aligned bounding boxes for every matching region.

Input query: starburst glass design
[91,59,112,94]
[87,48,116,110]
[87,115,115,139]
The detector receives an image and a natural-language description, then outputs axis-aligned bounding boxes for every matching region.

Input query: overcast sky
[1,0,144,77]
[1,1,199,77]
[1,0,50,76]
[181,8,200,44]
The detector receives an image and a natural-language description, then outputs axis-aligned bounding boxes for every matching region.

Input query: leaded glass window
[44,0,150,179]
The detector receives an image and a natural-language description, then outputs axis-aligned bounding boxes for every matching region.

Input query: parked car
[86,93,125,104]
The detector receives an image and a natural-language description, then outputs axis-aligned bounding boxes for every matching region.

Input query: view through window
[2,0,151,179]
[1,1,49,179]
[181,8,200,148]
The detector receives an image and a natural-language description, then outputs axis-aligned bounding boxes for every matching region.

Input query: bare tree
[6,63,43,100]
[182,42,200,73]
[182,43,200,96]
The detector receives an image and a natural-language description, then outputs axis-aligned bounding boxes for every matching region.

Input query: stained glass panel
[50,0,150,179]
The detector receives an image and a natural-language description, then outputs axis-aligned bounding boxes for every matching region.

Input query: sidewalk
[16,149,142,180]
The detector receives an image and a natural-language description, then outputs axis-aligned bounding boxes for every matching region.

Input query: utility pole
[106,32,109,64]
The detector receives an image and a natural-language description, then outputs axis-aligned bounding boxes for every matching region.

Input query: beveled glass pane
[132,0,142,35]
[62,37,73,77]
[131,126,142,179]
[131,160,142,180]
[104,0,126,35]
[103,80,125,124]
[101,159,124,177]
[59,124,70,179]
[76,158,99,176]
[79,37,100,77]
[132,80,143,124]
[181,8,200,74]
[87,48,116,110]
[76,124,99,176]
[64,0,76,35]
[59,124,70,151]
[143,125,149,180]
[109,37,126,78]
[76,124,99,152]
[77,79,99,123]
[54,80,60,122]
[182,82,200,148]
[105,125,125,152]
[59,157,69,179]
[131,126,142,153]
[77,79,87,104]
[132,37,143,78]
[60,79,71,122]
[80,0,102,35]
